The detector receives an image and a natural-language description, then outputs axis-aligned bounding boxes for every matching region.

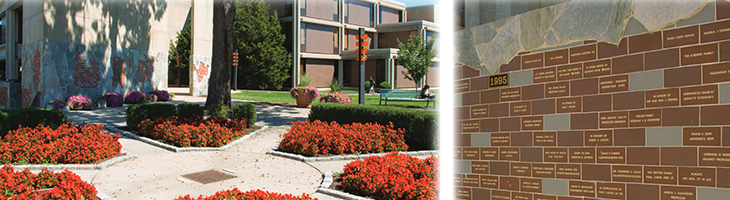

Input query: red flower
[279,121,408,156]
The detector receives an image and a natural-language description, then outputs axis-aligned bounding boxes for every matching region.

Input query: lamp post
[232,50,239,90]
[356,28,369,104]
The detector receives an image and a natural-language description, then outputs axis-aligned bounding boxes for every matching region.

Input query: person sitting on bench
[420,84,435,99]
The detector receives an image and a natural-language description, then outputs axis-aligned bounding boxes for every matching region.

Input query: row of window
[277,0,401,27]
[298,22,439,54]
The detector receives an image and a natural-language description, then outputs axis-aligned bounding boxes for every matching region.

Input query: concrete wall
[405,4,436,23]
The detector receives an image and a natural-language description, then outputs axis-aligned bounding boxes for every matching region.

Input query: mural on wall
[190,55,211,97]
[195,62,209,83]
[73,53,101,89]
[136,56,155,83]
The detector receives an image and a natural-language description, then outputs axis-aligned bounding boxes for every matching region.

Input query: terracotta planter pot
[295,93,314,108]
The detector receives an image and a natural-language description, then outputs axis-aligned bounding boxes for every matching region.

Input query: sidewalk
[61,88,339,200]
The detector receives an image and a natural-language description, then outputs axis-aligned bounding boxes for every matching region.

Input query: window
[344,0,373,27]
[379,6,400,24]
[300,23,306,52]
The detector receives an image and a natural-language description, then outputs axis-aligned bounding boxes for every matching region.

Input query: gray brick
[677,2,715,27]
[481,66,494,76]
[646,126,682,146]
[629,70,663,91]
[719,82,730,104]
[510,69,533,87]
[623,17,649,36]
[544,114,570,131]
[454,94,463,107]
[455,160,472,173]
[471,133,491,147]
[698,187,730,200]
[543,178,569,196]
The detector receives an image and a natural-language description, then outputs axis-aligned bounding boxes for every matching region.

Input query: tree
[233,0,291,90]
[168,18,191,87]
[396,35,437,89]
[205,0,236,109]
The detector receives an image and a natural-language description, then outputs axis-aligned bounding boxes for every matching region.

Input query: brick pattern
[136,56,155,83]
[455,14,730,200]
[0,87,7,108]
[73,53,101,89]
[112,56,126,87]
[33,51,41,90]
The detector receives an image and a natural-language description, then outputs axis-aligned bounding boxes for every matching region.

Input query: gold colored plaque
[489,73,509,88]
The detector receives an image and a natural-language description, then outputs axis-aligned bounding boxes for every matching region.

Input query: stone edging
[266,148,438,162]
[105,125,269,152]
[11,153,136,171]
[316,170,373,200]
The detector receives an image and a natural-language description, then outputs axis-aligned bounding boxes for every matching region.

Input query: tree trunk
[205,0,236,109]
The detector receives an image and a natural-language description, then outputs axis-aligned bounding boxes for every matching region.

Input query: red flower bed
[0,123,121,164]
[0,165,97,200]
[278,120,408,157]
[138,116,247,147]
[174,188,316,200]
[341,152,438,200]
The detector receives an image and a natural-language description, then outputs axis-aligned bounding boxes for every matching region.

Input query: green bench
[379,89,436,108]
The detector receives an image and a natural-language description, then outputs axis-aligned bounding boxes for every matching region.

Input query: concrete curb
[266,147,438,162]
[105,125,269,153]
[11,153,136,171]
[316,170,373,200]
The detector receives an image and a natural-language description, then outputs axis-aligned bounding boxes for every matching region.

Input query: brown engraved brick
[724,127,730,146]
[583,59,612,78]
[722,41,730,61]
[521,178,542,193]
[546,49,569,66]
[513,192,534,200]
[627,147,660,165]
[646,88,680,108]
[481,147,499,160]
[462,91,480,106]
[683,127,722,146]
[501,87,522,102]
[599,75,629,93]
[585,130,613,146]
[511,162,532,177]
[681,43,719,65]
[480,175,499,189]
[532,163,556,178]
[462,120,480,133]
[699,147,730,167]
[600,111,629,129]
[534,131,557,146]
[644,166,678,185]
[463,174,480,187]
[532,99,556,115]
[534,67,557,83]
[569,180,596,197]
[455,187,471,200]
[596,147,626,164]
[614,128,646,146]
[629,32,663,54]
[457,107,471,120]
[455,66,463,80]
[583,94,612,112]
[510,101,532,116]
[481,89,500,104]
[598,38,628,59]
[629,109,661,127]
[665,65,702,88]
[718,0,730,20]
[703,62,730,84]
[612,165,643,183]
[491,133,511,146]
[662,147,698,166]
[718,168,730,188]
[557,97,582,113]
[556,163,582,179]
[471,105,489,119]
[612,54,644,74]
[480,118,500,132]
[456,134,472,147]
[501,56,522,72]
[558,131,585,146]
[681,85,718,106]
[557,63,583,81]
[664,25,700,48]
[522,84,545,100]
[521,147,543,162]
[534,194,556,200]
[558,196,582,200]
[571,78,599,96]
[570,113,599,130]
[569,147,596,163]
[627,184,659,200]
[455,148,462,160]
[660,186,696,200]
[596,182,626,200]
[511,132,533,146]
[701,20,730,43]
[663,107,700,126]
[570,44,597,63]
[545,81,570,98]
[678,167,716,187]
[471,76,490,91]
[463,147,480,160]
[463,66,480,79]
[456,79,471,93]
[701,105,730,125]
[522,53,544,69]
[491,161,510,175]
[645,48,681,70]
[472,161,490,174]
[500,147,520,161]
[472,188,491,200]
[582,164,612,181]
[545,147,569,163]
[491,190,511,200]
[490,103,509,117]
[500,176,521,191]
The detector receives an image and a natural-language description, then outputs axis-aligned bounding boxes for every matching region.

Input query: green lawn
[231,90,437,108]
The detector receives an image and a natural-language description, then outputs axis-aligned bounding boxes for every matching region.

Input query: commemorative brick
[534,67,557,83]
[627,147,660,165]
[556,163,582,180]
[678,167,716,187]
[546,49,569,66]
[569,147,596,163]
[521,178,543,193]
[660,185,696,200]
[596,147,625,164]
[500,176,521,191]
[681,43,718,66]
[500,147,520,161]
[472,161,490,174]
[522,52,545,69]
[490,103,509,118]
[532,163,556,178]
[582,164,611,181]
[556,97,582,113]
[683,127,722,146]
[481,147,499,160]
[644,166,678,185]
[612,165,643,183]
[568,180,596,197]
[491,133,510,146]
[544,147,569,163]
[570,44,597,63]
[534,131,557,146]
[557,63,583,81]
[663,25,699,48]
[599,111,629,129]
[511,162,532,177]
[646,88,680,108]
[699,147,730,167]
[480,174,500,189]
[596,182,626,200]
[664,63,702,88]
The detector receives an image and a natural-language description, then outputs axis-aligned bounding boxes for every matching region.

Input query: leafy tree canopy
[396,35,436,89]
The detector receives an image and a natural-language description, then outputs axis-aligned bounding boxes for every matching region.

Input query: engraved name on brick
[683,127,721,146]
[646,88,680,108]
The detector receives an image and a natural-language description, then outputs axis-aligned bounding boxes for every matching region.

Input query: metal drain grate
[181,169,237,184]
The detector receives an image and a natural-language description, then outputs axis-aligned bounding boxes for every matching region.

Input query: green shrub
[125,104,176,129]
[0,108,66,137]
[299,73,313,86]
[231,103,257,128]
[309,103,437,150]
[329,79,341,92]
[379,81,392,89]
[177,103,204,120]
[208,103,228,117]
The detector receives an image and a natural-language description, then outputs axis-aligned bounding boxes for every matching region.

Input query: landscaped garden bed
[0,165,97,199]
[174,188,316,200]
[278,120,407,157]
